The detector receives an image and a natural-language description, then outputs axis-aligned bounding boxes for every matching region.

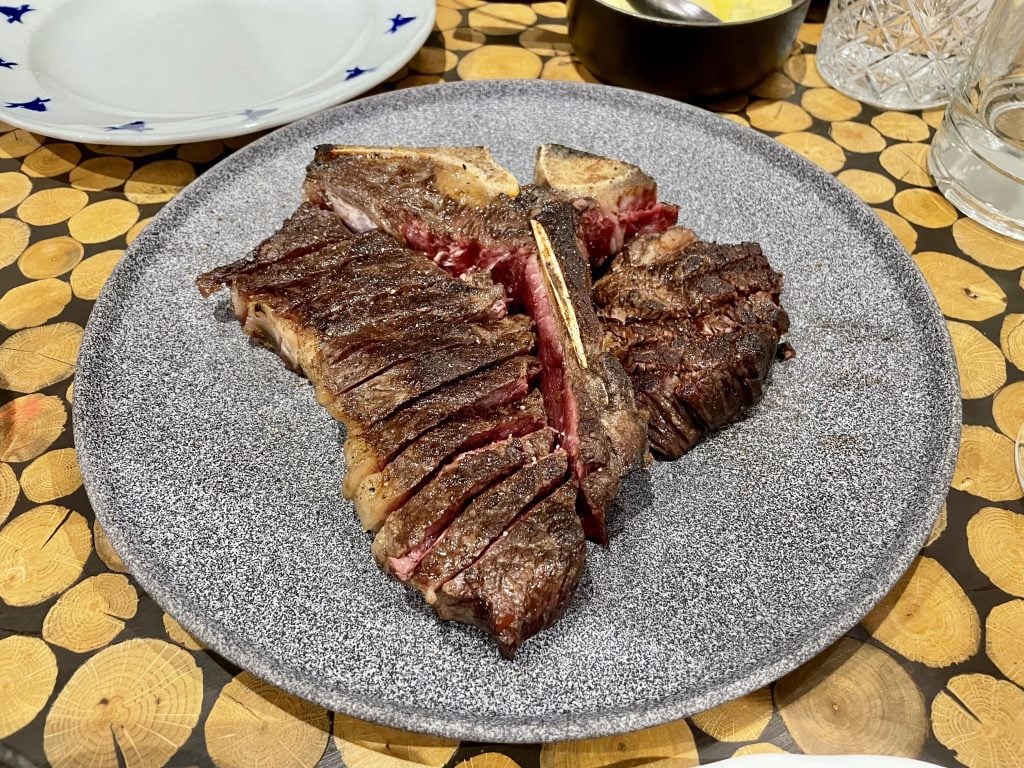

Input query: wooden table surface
[1,4,1023,767]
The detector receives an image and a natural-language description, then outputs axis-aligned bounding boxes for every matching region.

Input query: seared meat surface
[197,143,792,656]
[197,199,584,654]
[305,147,649,542]
[594,230,791,459]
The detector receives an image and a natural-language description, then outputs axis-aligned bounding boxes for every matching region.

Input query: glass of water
[930,0,1024,241]
[816,0,993,111]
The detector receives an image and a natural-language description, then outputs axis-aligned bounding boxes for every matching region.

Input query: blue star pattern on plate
[107,120,152,132]
[345,66,374,80]
[5,96,48,111]
[0,57,16,69]
[241,108,277,122]
[0,4,32,23]
[387,13,416,33]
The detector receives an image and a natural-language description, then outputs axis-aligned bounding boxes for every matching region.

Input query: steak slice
[196,202,354,297]
[520,193,647,541]
[594,232,791,459]
[434,478,585,658]
[342,355,539,511]
[374,428,557,577]
[533,144,679,267]
[306,147,647,543]
[328,319,534,425]
[351,390,547,527]
[411,449,570,598]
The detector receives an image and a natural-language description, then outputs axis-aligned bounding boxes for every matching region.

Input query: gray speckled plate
[73,81,961,743]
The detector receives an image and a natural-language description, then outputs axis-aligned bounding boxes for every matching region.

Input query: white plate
[0,0,435,144]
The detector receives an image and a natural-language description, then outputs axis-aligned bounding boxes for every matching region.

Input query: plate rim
[73,79,962,742]
[0,0,435,145]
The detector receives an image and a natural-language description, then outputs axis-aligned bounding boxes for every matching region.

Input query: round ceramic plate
[74,81,961,742]
[0,0,434,144]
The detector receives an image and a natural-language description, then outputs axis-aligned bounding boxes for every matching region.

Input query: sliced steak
[411,449,569,598]
[533,144,679,267]
[595,232,791,459]
[342,355,539,511]
[375,428,556,577]
[520,193,647,541]
[196,202,354,297]
[351,390,547,528]
[329,320,534,425]
[434,478,585,658]
[306,147,648,543]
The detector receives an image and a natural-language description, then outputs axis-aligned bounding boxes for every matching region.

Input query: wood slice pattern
[747,101,813,132]
[967,507,1024,597]
[801,88,862,122]
[22,143,81,178]
[926,502,948,547]
[992,381,1024,438]
[893,189,957,228]
[0,635,57,739]
[0,218,30,269]
[914,253,1006,321]
[69,156,134,191]
[871,112,930,142]
[861,556,980,667]
[70,249,123,300]
[20,447,83,503]
[205,672,329,768]
[872,208,918,252]
[0,171,32,213]
[163,613,205,651]
[68,199,140,244]
[947,321,1007,399]
[775,132,846,172]
[0,392,66,462]
[93,518,128,573]
[0,322,83,393]
[879,143,933,187]
[456,754,522,768]
[733,743,789,756]
[42,573,138,652]
[690,688,772,741]
[539,721,698,768]
[334,713,459,768]
[1000,313,1024,372]
[775,638,927,756]
[0,504,91,606]
[44,638,202,768]
[953,216,1024,270]
[931,674,1024,768]
[124,160,196,204]
[0,278,72,330]
[985,599,1024,687]
[951,426,1022,502]
[17,188,88,226]
[0,462,16,525]
[18,236,85,279]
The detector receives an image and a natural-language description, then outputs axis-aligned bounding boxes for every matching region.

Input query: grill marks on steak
[412,449,570,596]
[434,478,585,659]
[198,205,588,652]
[351,390,547,528]
[306,146,649,542]
[594,230,791,459]
[375,428,557,578]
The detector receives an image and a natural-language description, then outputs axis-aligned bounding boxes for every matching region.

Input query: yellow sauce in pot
[599,0,792,22]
